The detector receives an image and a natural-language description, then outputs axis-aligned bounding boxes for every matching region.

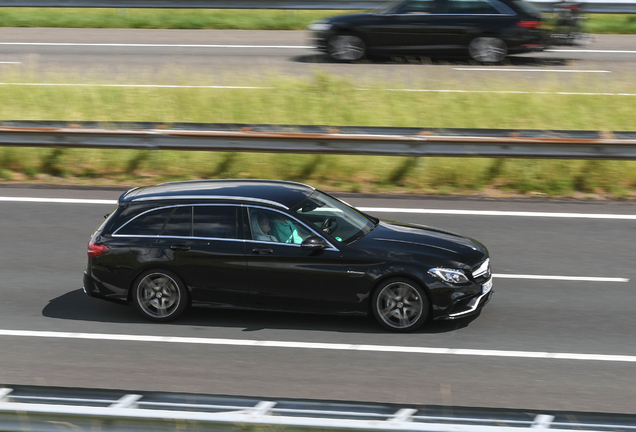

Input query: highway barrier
[0,121,635,160]
[0,0,634,14]
[1,384,636,432]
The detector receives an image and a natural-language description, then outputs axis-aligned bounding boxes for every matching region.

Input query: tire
[468,37,507,63]
[327,34,366,62]
[371,278,429,332]
[132,269,189,322]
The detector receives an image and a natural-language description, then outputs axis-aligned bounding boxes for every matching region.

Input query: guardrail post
[532,414,556,428]
[110,394,142,409]
[0,388,12,401]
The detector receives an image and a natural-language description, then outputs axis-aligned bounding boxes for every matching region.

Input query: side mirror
[301,236,328,251]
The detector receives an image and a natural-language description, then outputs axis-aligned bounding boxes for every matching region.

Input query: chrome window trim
[246,205,340,252]
[113,203,242,238]
[111,203,339,251]
[132,195,288,210]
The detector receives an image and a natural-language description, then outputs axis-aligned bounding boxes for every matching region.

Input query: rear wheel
[327,34,366,61]
[372,278,429,332]
[133,270,188,322]
[468,37,507,63]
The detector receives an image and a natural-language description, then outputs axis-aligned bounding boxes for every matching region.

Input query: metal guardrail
[1,121,636,160]
[1,384,636,432]
[0,0,633,13]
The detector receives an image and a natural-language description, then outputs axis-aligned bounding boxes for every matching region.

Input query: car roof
[118,179,316,210]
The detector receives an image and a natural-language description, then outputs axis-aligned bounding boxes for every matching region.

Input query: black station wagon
[84,180,492,332]
[308,0,549,63]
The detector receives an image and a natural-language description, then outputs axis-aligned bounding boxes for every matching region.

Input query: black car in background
[84,180,492,332]
[308,0,549,62]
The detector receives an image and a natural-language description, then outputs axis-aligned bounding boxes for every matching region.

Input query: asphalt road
[0,186,635,413]
[0,29,635,91]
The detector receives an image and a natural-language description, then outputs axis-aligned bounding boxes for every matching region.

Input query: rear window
[446,0,501,14]
[161,206,192,237]
[116,207,173,236]
[511,0,542,14]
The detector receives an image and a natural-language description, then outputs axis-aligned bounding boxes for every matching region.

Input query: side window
[447,0,501,14]
[116,207,174,236]
[193,206,238,239]
[161,206,192,237]
[398,0,436,13]
[248,208,312,245]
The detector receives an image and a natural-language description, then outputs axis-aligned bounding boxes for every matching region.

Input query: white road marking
[493,274,628,282]
[454,68,611,73]
[2,198,636,221]
[0,42,313,49]
[0,43,633,55]
[2,83,634,95]
[378,89,636,96]
[547,49,636,54]
[0,83,272,89]
[0,61,21,64]
[358,207,636,220]
[0,197,117,205]
[0,329,635,362]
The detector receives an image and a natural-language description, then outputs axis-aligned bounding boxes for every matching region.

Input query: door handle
[252,248,274,255]
[170,245,191,252]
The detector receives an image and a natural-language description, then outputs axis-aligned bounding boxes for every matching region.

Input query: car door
[245,207,346,311]
[367,0,440,53]
[433,0,509,51]
[155,204,249,307]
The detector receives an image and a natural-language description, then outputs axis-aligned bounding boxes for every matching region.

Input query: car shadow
[43,289,479,334]
[293,53,570,67]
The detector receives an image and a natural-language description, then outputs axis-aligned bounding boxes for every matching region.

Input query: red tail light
[517,20,540,29]
[88,241,110,258]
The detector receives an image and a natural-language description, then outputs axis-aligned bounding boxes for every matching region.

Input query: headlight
[307,23,333,32]
[428,268,469,284]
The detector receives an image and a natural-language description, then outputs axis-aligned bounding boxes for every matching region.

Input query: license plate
[482,279,493,295]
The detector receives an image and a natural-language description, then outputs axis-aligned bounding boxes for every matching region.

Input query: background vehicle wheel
[133,270,188,322]
[327,34,366,61]
[371,278,429,332]
[468,37,507,63]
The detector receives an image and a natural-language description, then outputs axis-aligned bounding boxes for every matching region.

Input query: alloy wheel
[375,281,425,330]
[469,37,507,63]
[136,273,182,319]
[327,35,365,61]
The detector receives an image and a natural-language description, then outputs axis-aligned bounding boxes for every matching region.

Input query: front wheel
[468,37,507,63]
[133,270,188,322]
[327,34,366,61]
[372,278,429,332]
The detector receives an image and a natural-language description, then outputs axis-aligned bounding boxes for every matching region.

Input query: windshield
[293,191,377,244]
[373,0,402,14]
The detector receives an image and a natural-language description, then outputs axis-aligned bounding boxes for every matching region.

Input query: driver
[270,214,304,244]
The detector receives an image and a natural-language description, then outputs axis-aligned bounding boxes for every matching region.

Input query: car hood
[353,220,488,267]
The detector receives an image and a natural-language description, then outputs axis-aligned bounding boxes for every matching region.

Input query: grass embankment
[0,8,634,34]
[1,72,635,198]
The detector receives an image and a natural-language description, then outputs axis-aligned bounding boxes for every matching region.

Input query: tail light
[88,241,110,258]
[517,20,540,29]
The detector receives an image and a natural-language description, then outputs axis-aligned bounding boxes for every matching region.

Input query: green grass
[1,70,636,198]
[0,8,634,33]
[585,14,636,34]
[0,8,355,30]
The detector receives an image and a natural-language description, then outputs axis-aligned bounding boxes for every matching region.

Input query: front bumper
[432,276,493,320]
[441,290,493,320]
